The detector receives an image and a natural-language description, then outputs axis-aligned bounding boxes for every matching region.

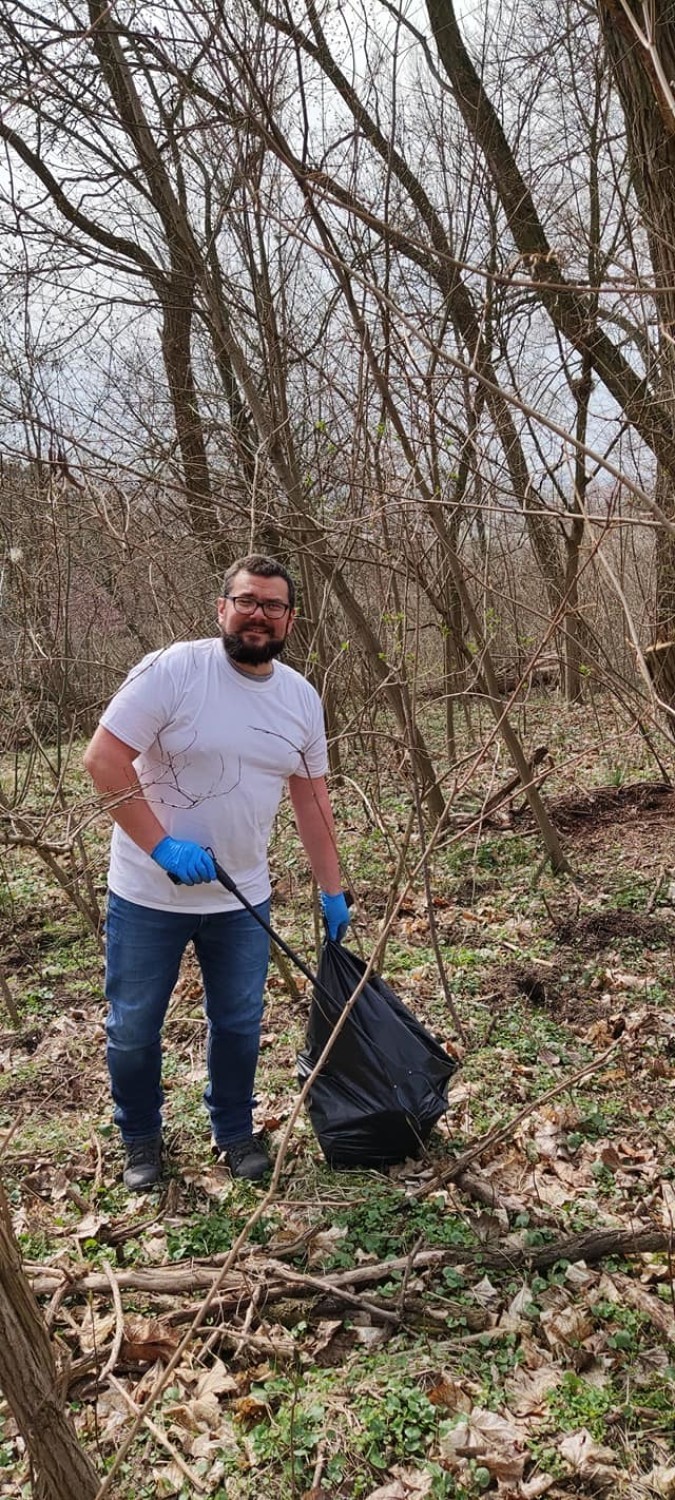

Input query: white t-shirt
[100,638,328,912]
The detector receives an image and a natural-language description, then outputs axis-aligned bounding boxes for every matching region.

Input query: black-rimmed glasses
[225,593,291,620]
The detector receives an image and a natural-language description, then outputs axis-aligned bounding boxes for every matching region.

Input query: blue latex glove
[320,890,351,942]
[151,836,217,886]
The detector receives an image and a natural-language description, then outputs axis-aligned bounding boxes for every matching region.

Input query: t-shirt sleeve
[99,650,177,753]
[294,683,329,778]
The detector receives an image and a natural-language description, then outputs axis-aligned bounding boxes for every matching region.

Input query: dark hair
[221,553,296,609]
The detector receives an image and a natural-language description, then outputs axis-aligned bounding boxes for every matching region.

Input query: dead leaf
[310,1319,342,1356]
[232,1394,268,1424]
[472,1275,501,1308]
[439,1405,526,1473]
[559,1427,618,1477]
[519,1477,556,1497]
[363,1473,435,1500]
[540,1304,593,1349]
[447,1080,481,1104]
[195,1357,237,1399]
[426,1378,472,1413]
[190,1431,228,1462]
[661,1181,675,1232]
[612,1274,675,1342]
[143,1234,168,1260]
[164,1395,220,1432]
[182,1165,233,1197]
[646,1465,675,1497]
[530,1119,563,1158]
[564,1262,595,1288]
[604,969,649,992]
[353,1325,391,1348]
[308,1225,349,1263]
[150,1462,185,1496]
[119,1316,179,1364]
[595,1272,621,1304]
[389,1469,435,1496]
[73,1212,109,1242]
[518,1335,553,1370]
[505,1363,561,1416]
[78,1311,117,1355]
[528,1165,575,1208]
[507,1283,534,1321]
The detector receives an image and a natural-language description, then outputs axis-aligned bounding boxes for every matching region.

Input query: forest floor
[2,694,675,1499]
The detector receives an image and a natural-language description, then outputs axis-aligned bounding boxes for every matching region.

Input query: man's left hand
[320,890,351,942]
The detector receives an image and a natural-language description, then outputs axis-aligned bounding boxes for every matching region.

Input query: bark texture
[0,1180,99,1500]
[599,0,675,635]
[425,0,675,480]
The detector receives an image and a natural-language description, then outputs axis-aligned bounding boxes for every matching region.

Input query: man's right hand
[151,836,217,885]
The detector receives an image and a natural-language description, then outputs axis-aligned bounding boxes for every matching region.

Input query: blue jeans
[104,892,271,1145]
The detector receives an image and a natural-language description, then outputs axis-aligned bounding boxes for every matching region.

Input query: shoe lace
[126,1136,161,1166]
[227,1135,260,1168]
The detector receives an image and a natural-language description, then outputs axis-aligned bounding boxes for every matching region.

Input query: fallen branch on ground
[26,1224,669,1307]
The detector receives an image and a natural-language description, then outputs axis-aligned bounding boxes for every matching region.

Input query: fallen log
[25,1226,670,1304]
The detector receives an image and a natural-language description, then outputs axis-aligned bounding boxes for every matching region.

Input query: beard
[221,627,287,666]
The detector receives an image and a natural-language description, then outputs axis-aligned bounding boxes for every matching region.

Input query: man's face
[217,569,295,667]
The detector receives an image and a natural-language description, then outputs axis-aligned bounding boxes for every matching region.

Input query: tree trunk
[563,357,594,702]
[598,0,675,637]
[160,270,223,572]
[0,1180,99,1500]
[239,18,568,619]
[425,0,675,479]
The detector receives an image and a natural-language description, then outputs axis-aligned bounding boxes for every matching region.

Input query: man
[84,554,350,1191]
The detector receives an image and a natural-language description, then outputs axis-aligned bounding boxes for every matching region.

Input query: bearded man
[84,554,349,1190]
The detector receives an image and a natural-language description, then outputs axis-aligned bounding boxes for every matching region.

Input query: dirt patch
[511,780,675,839]
[499,906,674,1022]
[453,875,500,905]
[503,962,605,1024]
[477,956,603,1024]
[553,909,674,951]
[546,780,675,832]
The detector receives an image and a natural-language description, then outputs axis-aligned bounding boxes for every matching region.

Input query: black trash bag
[297,939,457,1169]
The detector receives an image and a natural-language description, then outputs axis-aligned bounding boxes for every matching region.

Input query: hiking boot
[220,1133,271,1182]
[123,1134,162,1192]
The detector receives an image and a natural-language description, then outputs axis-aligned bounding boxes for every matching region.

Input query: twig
[539,890,558,928]
[106,1373,209,1493]
[481,745,549,817]
[98,1260,125,1383]
[89,1129,103,1193]
[232,1280,265,1362]
[412,1037,622,1198]
[0,957,20,1027]
[398,1234,424,1319]
[662,1183,675,1321]
[310,1439,327,1492]
[45,1277,73,1335]
[190,1317,294,1360]
[0,1109,24,1161]
[33,1221,673,1347]
[404,695,468,1043]
[270,945,303,1005]
[264,1257,400,1325]
[647,865,667,915]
